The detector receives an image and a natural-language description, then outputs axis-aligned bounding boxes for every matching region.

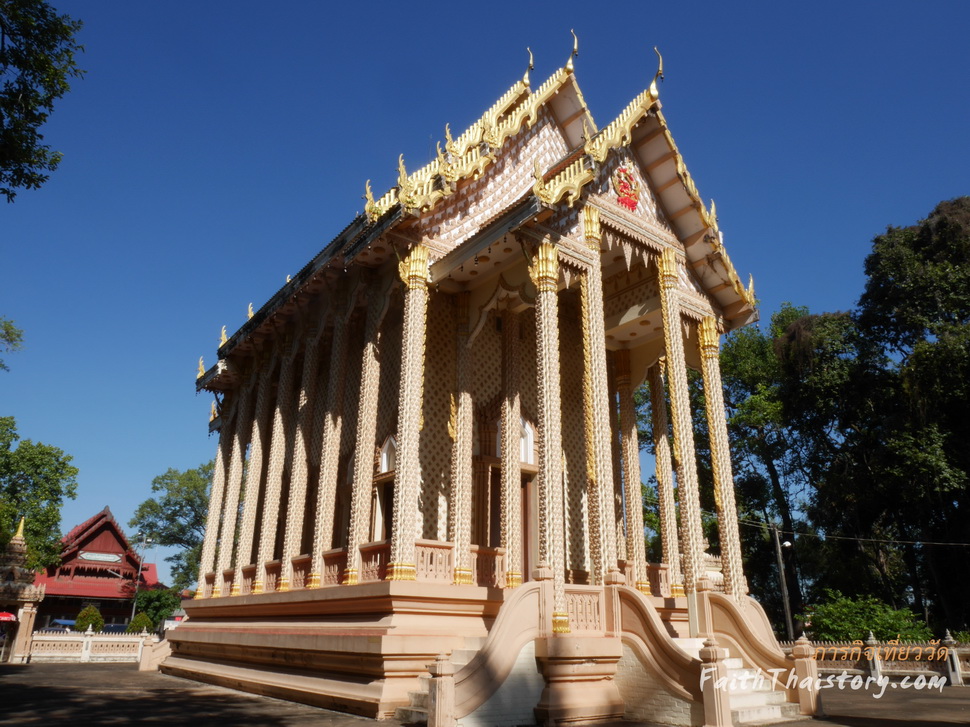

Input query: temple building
[170,48,818,726]
[0,520,45,663]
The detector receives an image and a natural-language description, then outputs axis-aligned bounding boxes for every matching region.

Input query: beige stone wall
[614,643,702,727]
[459,640,545,727]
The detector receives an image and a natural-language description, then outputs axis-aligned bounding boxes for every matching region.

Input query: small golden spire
[567,30,578,72]
[247,302,254,319]
[650,47,664,99]
[209,401,217,422]
[523,47,534,86]
[219,326,227,346]
[14,517,25,539]
[197,356,205,379]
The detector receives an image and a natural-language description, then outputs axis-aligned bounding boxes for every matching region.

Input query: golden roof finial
[247,302,254,319]
[209,401,217,422]
[523,47,534,86]
[197,356,205,379]
[567,30,578,72]
[397,154,409,187]
[286,274,291,283]
[14,517,25,539]
[709,198,718,228]
[219,326,227,346]
[650,47,664,99]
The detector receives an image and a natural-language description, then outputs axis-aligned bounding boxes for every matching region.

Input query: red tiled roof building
[33,507,161,628]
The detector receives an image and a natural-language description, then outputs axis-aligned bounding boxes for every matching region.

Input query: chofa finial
[650,46,664,99]
[566,30,578,72]
[524,47,534,86]
[219,326,227,346]
[197,356,204,379]
[247,302,254,320]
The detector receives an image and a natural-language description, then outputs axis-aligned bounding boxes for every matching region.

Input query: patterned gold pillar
[343,286,387,585]
[698,316,747,600]
[214,368,257,596]
[308,306,349,586]
[449,292,474,585]
[658,248,704,595]
[388,243,430,581]
[500,310,522,587]
[279,325,325,591]
[252,339,299,594]
[647,362,682,591]
[615,348,649,592]
[580,206,620,583]
[194,396,234,598]
[231,349,279,595]
[530,241,569,633]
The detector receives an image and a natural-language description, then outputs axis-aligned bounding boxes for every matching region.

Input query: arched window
[380,436,397,474]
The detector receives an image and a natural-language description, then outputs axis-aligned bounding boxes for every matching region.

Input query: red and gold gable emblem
[612,166,640,211]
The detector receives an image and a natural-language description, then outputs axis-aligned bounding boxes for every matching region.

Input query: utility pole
[129,533,152,624]
[773,525,794,640]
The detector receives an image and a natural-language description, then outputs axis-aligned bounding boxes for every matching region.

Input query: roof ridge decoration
[364,52,582,222]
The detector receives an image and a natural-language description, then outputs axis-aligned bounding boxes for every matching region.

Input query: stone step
[729,689,787,709]
[732,701,802,725]
[407,690,429,710]
[724,657,745,670]
[395,705,428,724]
[449,648,479,667]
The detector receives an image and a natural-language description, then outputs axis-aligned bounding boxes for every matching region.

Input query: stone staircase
[395,638,486,724]
[676,638,806,726]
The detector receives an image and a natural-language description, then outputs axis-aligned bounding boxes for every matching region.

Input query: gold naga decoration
[397,243,430,290]
[219,325,228,346]
[247,302,254,320]
[533,156,595,208]
[209,401,217,422]
[583,205,601,249]
[197,356,205,379]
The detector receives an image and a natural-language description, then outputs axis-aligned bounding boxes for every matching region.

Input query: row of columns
[196,226,746,622]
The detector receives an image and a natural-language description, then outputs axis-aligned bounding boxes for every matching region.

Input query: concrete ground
[1,663,968,726]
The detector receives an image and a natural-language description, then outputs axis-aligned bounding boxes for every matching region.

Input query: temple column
[388,243,430,581]
[500,309,522,588]
[279,324,325,591]
[231,349,278,595]
[658,248,704,600]
[615,348,649,593]
[252,338,299,594]
[448,292,474,585]
[698,316,747,601]
[647,362,682,591]
[530,241,569,633]
[580,206,620,584]
[308,304,350,586]
[194,395,234,598]
[213,368,257,596]
[343,284,387,585]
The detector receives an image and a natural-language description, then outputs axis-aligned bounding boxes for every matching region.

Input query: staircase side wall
[615,643,703,727]
[459,640,544,727]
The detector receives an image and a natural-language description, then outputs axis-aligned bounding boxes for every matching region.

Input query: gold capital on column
[659,248,679,289]
[583,205,601,250]
[529,242,559,293]
[698,316,721,359]
[398,243,430,290]
[552,612,571,634]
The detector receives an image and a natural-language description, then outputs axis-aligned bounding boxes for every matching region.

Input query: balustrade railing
[415,540,453,582]
[322,548,347,585]
[469,545,505,587]
[360,541,390,582]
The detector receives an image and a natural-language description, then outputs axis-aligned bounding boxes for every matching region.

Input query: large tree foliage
[129,462,211,591]
[133,587,181,627]
[0,0,84,201]
[0,415,78,569]
[0,316,23,371]
[800,589,932,642]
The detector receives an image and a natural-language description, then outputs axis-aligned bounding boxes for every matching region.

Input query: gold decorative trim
[219,325,227,346]
[528,242,559,293]
[342,569,358,586]
[552,611,571,634]
[447,391,457,442]
[306,573,321,588]
[387,562,417,581]
[251,580,264,595]
[636,580,652,595]
[193,589,205,600]
[452,567,473,585]
[505,571,522,588]
[584,88,659,163]
[533,156,595,208]
[210,585,221,598]
[659,248,679,289]
[398,244,430,290]
[671,582,686,598]
[229,583,241,596]
[582,205,601,249]
[276,577,290,593]
[197,356,205,379]
[698,316,721,358]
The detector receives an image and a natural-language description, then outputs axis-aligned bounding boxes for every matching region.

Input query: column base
[342,569,358,586]
[534,635,624,726]
[211,586,222,598]
[452,567,473,585]
[386,563,416,581]
[504,571,522,588]
[277,578,290,592]
[230,583,241,596]
[306,573,321,588]
[251,581,264,595]
[551,611,570,634]
[671,582,686,597]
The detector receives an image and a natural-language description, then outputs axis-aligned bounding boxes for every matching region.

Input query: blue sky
[3,1,968,584]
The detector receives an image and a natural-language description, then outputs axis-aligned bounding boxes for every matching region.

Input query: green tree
[0,416,78,569]
[0,0,85,201]
[800,589,932,641]
[0,316,23,371]
[74,604,103,632]
[127,612,154,633]
[129,462,211,591]
[134,587,181,627]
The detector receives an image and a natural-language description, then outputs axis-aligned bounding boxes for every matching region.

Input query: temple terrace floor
[0,663,968,726]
